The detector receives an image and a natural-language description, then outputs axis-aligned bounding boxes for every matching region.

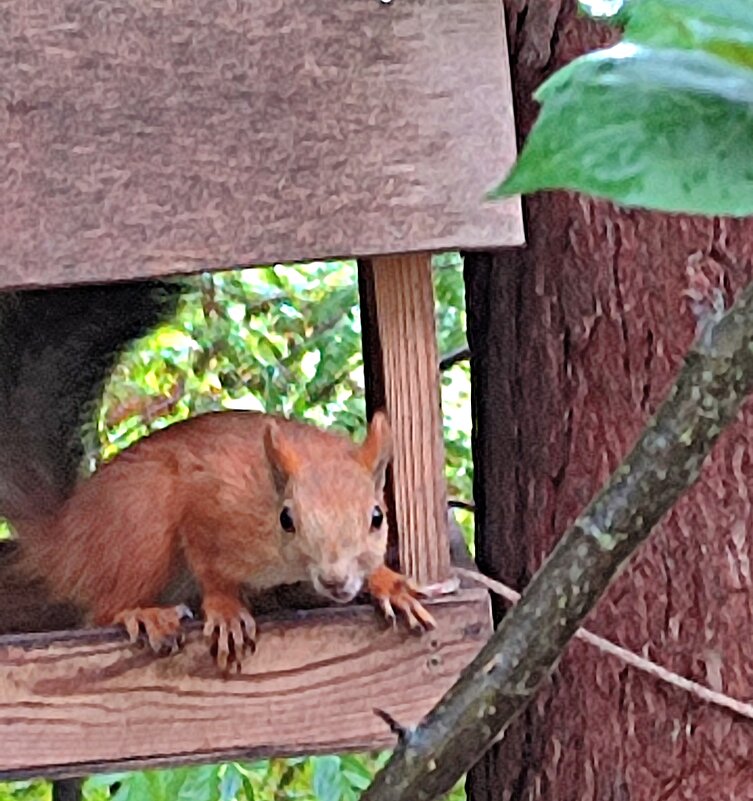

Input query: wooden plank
[357,260,400,570]
[0,590,491,779]
[0,0,522,292]
[359,255,451,586]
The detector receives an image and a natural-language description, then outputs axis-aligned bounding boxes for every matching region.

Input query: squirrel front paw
[367,565,437,632]
[202,593,257,673]
[113,604,193,654]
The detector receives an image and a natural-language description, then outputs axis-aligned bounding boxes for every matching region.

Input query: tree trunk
[466,2,753,799]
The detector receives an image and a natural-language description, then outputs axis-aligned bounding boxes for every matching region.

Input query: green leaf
[217,765,242,801]
[624,0,753,69]
[106,767,220,801]
[110,772,152,801]
[339,755,373,791]
[312,756,342,801]
[176,766,221,801]
[0,781,50,801]
[239,775,255,801]
[492,44,753,216]
[446,777,468,801]
[84,773,131,792]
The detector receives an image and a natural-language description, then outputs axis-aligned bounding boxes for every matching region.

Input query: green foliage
[0,782,49,801]
[86,258,473,544]
[74,757,466,801]
[2,256,471,800]
[87,259,471,513]
[90,262,366,463]
[621,0,753,67]
[493,0,753,216]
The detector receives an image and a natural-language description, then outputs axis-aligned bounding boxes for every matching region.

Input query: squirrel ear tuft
[357,411,393,493]
[264,421,301,493]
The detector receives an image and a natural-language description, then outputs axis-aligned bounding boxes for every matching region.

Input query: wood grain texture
[358,258,399,570]
[0,590,490,780]
[363,254,450,585]
[0,0,522,291]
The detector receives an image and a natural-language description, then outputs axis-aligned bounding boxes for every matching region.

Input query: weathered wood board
[360,254,450,585]
[0,0,522,291]
[0,590,491,779]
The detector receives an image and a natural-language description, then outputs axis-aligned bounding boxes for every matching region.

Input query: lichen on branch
[362,281,753,801]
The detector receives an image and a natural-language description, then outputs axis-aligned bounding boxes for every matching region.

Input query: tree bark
[467,3,753,800]
[362,269,753,800]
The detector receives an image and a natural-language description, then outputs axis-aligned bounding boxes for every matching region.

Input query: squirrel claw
[113,605,191,655]
[368,566,437,633]
[393,593,437,632]
[202,595,257,673]
[378,597,398,629]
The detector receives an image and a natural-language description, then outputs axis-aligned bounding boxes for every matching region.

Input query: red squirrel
[12,409,435,670]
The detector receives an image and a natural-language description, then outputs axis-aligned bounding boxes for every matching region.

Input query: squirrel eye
[371,505,384,530]
[280,506,296,533]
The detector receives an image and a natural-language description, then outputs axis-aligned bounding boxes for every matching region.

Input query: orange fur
[15,410,433,669]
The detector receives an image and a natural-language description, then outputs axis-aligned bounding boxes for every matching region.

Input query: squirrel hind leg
[110,604,193,655]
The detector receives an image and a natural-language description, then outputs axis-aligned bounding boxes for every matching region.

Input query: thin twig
[373,708,412,745]
[452,567,753,723]
[439,346,471,371]
[447,499,475,513]
[363,281,753,801]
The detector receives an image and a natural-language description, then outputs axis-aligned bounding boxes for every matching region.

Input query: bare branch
[447,498,475,513]
[373,708,412,745]
[454,565,753,723]
[362,282,753,801]
[439,346,471,371]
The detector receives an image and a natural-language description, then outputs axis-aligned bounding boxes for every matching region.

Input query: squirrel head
[263,412,392,604]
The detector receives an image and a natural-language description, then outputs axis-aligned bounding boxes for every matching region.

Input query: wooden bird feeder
[0,0,522,780]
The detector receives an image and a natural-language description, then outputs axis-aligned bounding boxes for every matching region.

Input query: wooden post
[358,255,450,586]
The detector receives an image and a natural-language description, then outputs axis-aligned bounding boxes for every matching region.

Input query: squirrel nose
[317,574,358,602]
[320,576,348,594]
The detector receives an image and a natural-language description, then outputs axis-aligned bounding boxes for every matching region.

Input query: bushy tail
[0,281,180,525]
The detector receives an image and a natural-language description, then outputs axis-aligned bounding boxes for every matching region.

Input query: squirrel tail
[0,281,180,528]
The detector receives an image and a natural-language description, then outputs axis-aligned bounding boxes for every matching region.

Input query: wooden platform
[0,0,508,779]
[0,590,490,780]
[0,0,521,291]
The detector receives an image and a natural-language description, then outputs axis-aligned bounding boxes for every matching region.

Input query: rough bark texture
[362,269,753,801]
[467,3,753,800]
